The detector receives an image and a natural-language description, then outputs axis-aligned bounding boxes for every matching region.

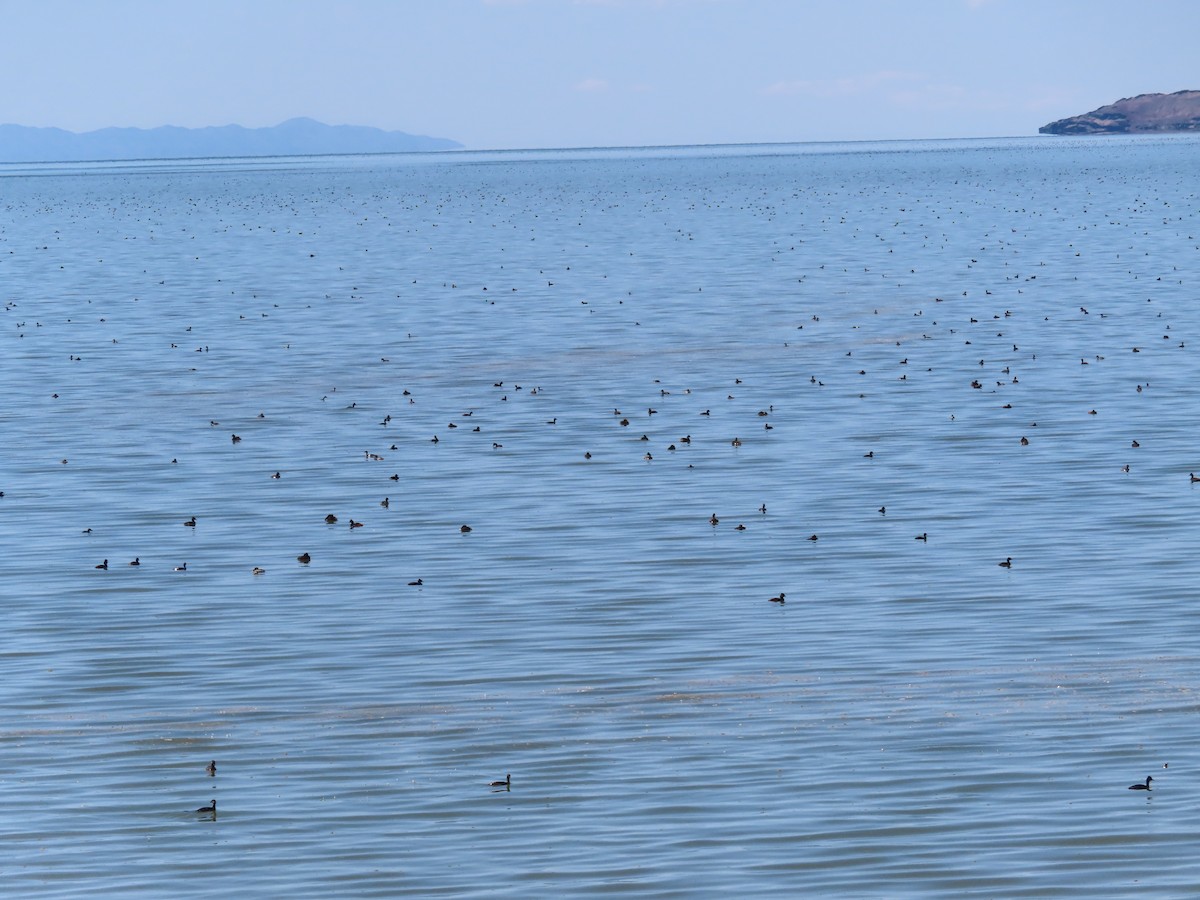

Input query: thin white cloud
[574,78,610,92]
[764,71,923,98]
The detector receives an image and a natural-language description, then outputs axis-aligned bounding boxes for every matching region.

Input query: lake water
[2,134,1200,896]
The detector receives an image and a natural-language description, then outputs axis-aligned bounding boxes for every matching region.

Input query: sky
[1,0,1196,150]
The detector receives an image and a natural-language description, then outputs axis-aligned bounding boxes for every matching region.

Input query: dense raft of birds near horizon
[1,141,1198,849]
[8,155,1196,552]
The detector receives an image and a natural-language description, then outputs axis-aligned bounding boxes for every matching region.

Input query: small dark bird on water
[408,578,423,586]
[325,514,338,524]
[998,557,1013,568]
[490,774,511,789]
[129,558,140,566]
[95,559,108,570]
[297,552,311,564]
[1128,776,1152,791]
[769,593,785,604]
[460,525,472,533]
[184,516,196,527]
[915,533,928,542]
[206,760,216,777]
[196,799,216,813]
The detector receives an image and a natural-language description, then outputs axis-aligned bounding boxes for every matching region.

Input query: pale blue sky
[1,0,1195,149]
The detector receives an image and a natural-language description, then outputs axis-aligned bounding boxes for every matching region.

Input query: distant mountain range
[0,117,462,162]
[1040,90,1200,135]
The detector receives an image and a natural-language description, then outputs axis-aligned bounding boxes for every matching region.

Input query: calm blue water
[3,134,1200,896]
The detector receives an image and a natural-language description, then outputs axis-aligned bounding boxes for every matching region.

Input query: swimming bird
[231,434,241,443]
[206,760,217,777]
[808,534,818,541]
[915,533,928,542]
[709,514,719,526]
[460,525,472,533]
[349,519,364,528]
[196,799,216,813]
[1128,776,1153,791]
[769,593,785,604]
[252,567,265,575]
[1191,473,1200,483]
[998,557,1012,568]
[129,558,140,566]
[174,563,187,572]
[408,578,423,586]
[490,774,511,789]
[297,552,311,564]
[95,559,108,570]
[184,516,196,527]
[325,514,338,524]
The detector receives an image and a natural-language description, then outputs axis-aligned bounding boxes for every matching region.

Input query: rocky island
[1040,90,1200,135]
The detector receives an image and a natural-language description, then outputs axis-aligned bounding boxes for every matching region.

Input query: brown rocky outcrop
[1040,90,1200,135]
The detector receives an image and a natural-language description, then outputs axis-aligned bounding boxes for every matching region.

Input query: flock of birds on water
[2,149,1197,822]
